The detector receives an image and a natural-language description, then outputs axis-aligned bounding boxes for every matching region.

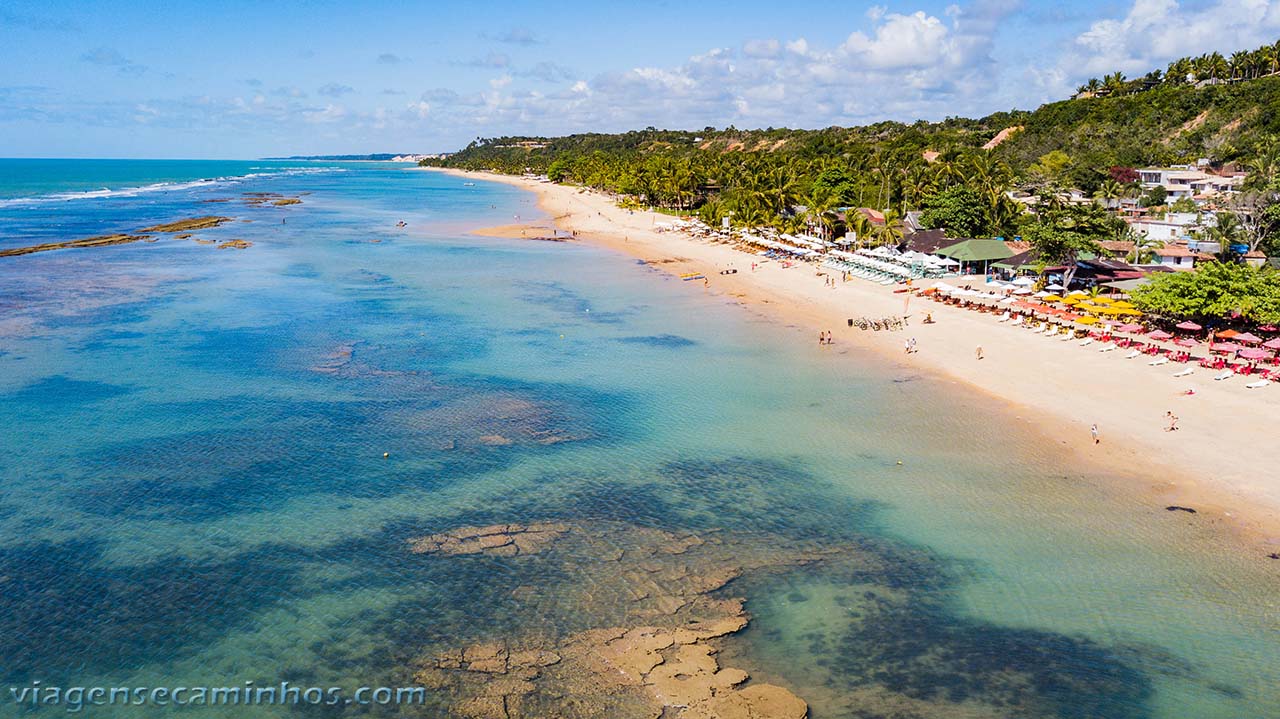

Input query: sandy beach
[430,167,1280,548]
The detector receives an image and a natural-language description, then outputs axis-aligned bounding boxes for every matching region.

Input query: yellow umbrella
[1076,316,1100,325]
[1062,297,1080,305]
[1076,303,1101,313]
[1112,300,1134,308]
[1092,297,1114,304]
[1118,308,1143,316]
[1097,306,1123,315]
[1041,294,1063,302]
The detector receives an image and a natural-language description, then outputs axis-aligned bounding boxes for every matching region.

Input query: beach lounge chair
[1213,371,1233,381]
[1123,350,1141,359]
[1079,338,1093,347]
[1246,379,1270,389]
[1099,344,1115,352]
[1172,367,1193,378]
[1148,356,1169,366]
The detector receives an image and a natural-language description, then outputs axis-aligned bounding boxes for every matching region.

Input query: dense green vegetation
[1130,262,1280,324]
[424,40,1280,259]
[1076,39,1280,98]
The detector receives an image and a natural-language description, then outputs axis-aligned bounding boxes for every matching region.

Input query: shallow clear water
[0,163,1276,717]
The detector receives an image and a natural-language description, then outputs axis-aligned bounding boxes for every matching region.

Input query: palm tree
[1208,212,1245,260]
[847,213,877,249]
[1094,179,1122,210]
[873,210,906,247]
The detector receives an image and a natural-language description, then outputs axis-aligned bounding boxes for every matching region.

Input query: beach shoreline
[426,166,1280,551]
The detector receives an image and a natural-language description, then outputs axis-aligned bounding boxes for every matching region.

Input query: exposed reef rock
[407,522,569,558]
[217,239,253,250]
[242,192,303,207]
[0,234,154,257]
[140,216,233,233]
[407,521,823,718]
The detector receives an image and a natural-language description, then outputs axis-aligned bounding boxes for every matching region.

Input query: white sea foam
[0,167,343,208]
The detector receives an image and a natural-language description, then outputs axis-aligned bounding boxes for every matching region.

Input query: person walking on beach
[975,345,984,360]
[1165,411,1179,432]
[904,338,912,354]
[1091,424,1100,444]
[910,337,917,353]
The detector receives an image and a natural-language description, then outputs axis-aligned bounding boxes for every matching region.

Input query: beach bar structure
[932,239,1016,276]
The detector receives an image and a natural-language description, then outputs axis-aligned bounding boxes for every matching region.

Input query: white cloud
[1061,0,1280,82]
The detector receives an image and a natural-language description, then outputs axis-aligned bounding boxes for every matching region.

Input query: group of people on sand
[818,330,834,346]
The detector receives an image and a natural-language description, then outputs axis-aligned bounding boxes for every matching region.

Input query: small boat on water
[462,182,475,186]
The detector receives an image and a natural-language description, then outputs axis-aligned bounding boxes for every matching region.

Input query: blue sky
[3,0,1279,158]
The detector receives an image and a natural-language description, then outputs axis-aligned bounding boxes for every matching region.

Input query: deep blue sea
[0,160,1276,717]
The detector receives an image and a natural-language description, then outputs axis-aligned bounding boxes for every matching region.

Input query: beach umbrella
[1012,277,1036,286]
[1076,316,1100,325]
[1238,348,1271,360]
[1175,321,1202,331]
[1111,300,1135,308]
[1235,332,1263,344]
[1175,338,1199,348]
[1217,329,1240,339]
[1041,294,1063,302]
[1118,323,1145,333]
[1259,325,1278,333]
[1117,308,1143,316]
[1045,283,1065,291]
[1148,330,1173,340]
[1264,338,1280,350]
[1061,297,1080,305]
[1212,342,1242,353]
[1091,297,1114,304]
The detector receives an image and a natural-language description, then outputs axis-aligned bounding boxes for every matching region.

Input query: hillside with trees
[424,39,1280,260]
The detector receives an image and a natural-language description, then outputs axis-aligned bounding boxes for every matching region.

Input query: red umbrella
[1217,329,1240,339]
[1238,348,1271,360]
[1212,342,1242,353]
[1259,325,1278,332]
[1118,323,1145,333]
[1234,332,1263,344]
[1264,338,1280,350]
[1148,330,1173,340]
[1175,321,1202,331]
[1175,338,1198,348]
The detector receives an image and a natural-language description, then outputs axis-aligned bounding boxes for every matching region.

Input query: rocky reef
[1,216,248,258]
[0,234,154,257]
[407,523,569,558]
[406,521,826,718]
[139,216,233,233]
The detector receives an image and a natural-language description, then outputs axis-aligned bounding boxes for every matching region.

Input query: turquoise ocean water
[0,160,1277,717]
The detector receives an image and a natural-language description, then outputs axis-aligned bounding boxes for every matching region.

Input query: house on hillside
[1136,166,1244,203]
[1151,244,1213,270]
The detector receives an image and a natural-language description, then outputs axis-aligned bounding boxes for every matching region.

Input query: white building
[1136,166,1243,202]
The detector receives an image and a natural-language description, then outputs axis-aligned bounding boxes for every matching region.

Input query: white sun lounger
[1213,371,1233,381]
[1098,344,1115,352]
[1148,356,1169,366]
[1246,380,1271,389]
[1171,367,1193,378]
[1123,350,1141,359]
[1079,338,1093,346]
